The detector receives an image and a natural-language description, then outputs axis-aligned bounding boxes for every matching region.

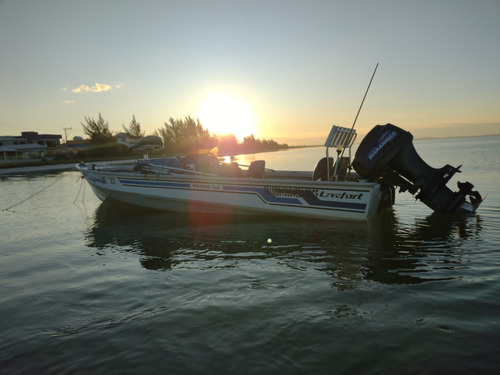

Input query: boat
[76,124,482,221]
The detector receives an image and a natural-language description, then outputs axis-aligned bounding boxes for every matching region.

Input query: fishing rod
[339,63,379,164]
[327,63,379,181]
[350,62,379,134]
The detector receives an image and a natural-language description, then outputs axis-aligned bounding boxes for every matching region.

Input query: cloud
[62,100,76,104]
[72,83,112,93]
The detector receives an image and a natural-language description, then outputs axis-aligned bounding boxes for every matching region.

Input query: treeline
[77,113,142,157]
[217,134,288,155]
[79,113,288,157]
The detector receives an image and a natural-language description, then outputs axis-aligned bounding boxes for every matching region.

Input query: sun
[197,92,257,141]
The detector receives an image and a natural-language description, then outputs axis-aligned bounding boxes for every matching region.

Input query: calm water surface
[1,136,499,374]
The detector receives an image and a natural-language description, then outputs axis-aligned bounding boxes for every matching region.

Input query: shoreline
[2,134,498,175]
[0,159,137,176]
[0,162,78,175]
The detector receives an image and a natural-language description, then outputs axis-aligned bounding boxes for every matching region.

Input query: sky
[0,0,499,145]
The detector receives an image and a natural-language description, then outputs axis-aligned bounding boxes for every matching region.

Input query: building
[0,131,62,164]
[64,136,90,157]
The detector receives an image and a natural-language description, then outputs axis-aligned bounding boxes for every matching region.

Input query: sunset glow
[0,1,498,143]
[197,93,257,141]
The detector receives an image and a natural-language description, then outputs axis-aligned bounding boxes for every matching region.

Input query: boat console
[313,125,357,181]
[352,124,482,213]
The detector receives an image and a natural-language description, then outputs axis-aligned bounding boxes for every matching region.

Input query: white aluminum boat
[77,124,482,221]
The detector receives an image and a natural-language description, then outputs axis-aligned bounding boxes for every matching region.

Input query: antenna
[350,63,379,134]
[340,63,379,171]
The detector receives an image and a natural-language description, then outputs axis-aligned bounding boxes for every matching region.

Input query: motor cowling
[130,135,163,151]
[352,124,481,213]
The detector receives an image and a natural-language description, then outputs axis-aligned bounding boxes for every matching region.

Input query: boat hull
[78,165,383,221]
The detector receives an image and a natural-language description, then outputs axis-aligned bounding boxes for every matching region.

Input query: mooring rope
[2,167,76,212]
[72,175,89,206]
[73,176,85,204]
[82,176,86,202]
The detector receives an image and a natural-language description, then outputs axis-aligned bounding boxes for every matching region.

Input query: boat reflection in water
[85,201,482,287]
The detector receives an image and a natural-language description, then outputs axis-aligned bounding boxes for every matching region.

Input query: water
[1,136,499,374]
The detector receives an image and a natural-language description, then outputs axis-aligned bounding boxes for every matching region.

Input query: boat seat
[196,153,219,174]
[179,153,219,174]
[312,157,351,181]
[312,157,334,180]
[218,162,242,177]
[247,160,265,178]
[335,157,350,181]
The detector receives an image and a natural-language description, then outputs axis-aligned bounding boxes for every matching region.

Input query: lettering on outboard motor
[354,123,482,213]
[368,130,397,160]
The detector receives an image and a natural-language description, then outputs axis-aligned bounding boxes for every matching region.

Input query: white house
[0,132,61,164]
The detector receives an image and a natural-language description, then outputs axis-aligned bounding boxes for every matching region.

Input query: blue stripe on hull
[222,184,302,205]
[117,178,368,212]
[119,179,190,188]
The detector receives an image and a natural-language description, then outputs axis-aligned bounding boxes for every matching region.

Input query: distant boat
[116,133,163,153]
[77,124,482,221]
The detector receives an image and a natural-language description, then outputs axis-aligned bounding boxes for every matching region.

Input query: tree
[240,134,288,154]
[156,116,216,154]
[155,114,289,156]
[218,133,239,155]
[81,113,113,144]
[122,115,144,138]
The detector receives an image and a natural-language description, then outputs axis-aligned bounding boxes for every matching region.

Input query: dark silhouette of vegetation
[122,115,144,138]
[155,116,217,154]
[240,134,288,154]
[156,115,288,156]
[81,113,113,144]
[217,134,288,155]
[81,113,124,157]
[217,134,239,155]
[79,113,288,158]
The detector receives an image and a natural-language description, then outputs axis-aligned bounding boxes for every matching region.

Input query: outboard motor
[130,135,163,151]
[352,124,482,213]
